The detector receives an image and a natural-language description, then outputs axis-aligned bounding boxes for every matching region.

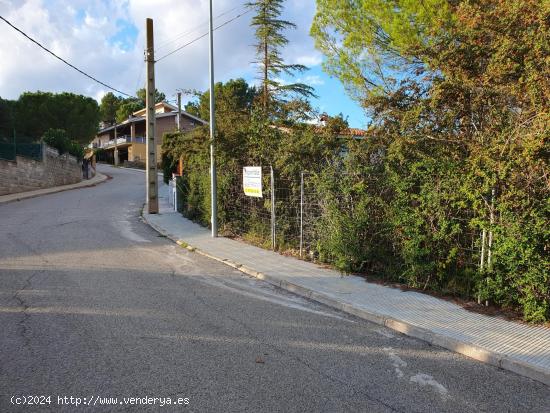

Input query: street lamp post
[209,0,218,237]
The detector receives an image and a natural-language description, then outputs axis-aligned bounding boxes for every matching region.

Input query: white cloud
[272,77,288,86]
[0,1,325,104]
[83,13,107,29]
[299,75,324,86]
[128,0,257,101]
[0,0,139,98]
[294,53,323,67]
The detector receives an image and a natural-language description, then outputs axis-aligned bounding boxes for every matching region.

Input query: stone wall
[0,145,81,195]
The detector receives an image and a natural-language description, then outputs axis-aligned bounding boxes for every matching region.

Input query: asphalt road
[0,165,548,412]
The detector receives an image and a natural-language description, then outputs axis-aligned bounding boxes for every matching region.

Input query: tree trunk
[263,38,268,113]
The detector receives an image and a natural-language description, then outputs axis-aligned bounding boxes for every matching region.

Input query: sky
[0,0,367,128]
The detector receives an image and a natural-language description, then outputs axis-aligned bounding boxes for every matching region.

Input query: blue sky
[109,19,139,52]
[301,66,367,128]
[0,0,367,128]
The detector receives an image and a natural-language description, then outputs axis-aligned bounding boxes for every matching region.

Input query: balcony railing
[95,135,145,148]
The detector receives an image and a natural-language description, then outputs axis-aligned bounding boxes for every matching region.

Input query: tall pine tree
[247,0,315,115]
[99,92,122,126]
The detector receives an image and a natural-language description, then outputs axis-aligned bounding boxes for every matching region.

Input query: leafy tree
[312,0,549,321]
[14,92,99,144]
[0,97,15,139]
[99,92,122,125]
[184,78,256,122]
[136,88,166,104]
[247,0,315,114]
[310,0,453,102]
[166,79,256,168]
[116,99,143,123]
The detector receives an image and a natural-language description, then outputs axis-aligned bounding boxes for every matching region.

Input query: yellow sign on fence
[243,167,262,198]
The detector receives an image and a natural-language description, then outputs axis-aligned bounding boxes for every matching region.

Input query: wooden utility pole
[177,91,182,132]
[145,18,158,214]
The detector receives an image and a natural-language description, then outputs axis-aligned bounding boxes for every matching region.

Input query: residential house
[91,102,206,165]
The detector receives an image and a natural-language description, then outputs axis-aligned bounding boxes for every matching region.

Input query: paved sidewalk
[0,173,108,204]
[143,185,550,387]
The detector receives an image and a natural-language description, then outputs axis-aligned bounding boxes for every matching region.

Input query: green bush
[162,74,549,323]
[42,128,84,160]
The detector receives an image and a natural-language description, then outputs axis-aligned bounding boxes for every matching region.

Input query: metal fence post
[485,187,496,307]
[487,188,495,271]
[478,228,486,304]
[270,166,275,250]
[300,171,304,257]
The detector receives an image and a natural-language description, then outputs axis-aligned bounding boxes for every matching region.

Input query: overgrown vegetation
[162,0,549,322]
[42,128,84,160]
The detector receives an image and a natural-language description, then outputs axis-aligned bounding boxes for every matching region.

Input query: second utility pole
[209,0,218,237]
[145,18,158,214]
[177,91,182,132]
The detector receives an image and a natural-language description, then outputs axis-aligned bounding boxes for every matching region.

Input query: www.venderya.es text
[10,395,190,407]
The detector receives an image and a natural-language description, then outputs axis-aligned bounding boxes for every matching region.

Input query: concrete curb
[0,173,109,205]
[143,214,550,387]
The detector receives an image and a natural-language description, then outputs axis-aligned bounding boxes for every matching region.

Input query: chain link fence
[0,136,43,161]
[218,165,275,248]
[0,141,14,161]
[177,165,483,275]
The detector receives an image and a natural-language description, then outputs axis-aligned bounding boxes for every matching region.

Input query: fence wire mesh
[16,143,42,160]
[176,165,482,273]
[0,137,42,161]
[222,166,274,249]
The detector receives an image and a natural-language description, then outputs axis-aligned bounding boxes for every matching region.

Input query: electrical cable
[0,15,136,98]
[155,8,251,63]
[155,4,245,52]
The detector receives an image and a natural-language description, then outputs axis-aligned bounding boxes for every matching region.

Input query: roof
[341,128,367,137]
[316,127,368,139]
[96,109,207,135]
[272,124,368,139]
[318,113,367,138]
[132,101,178,117]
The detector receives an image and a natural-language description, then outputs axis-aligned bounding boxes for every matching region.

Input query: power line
[135,54,144,92]
[155,4,245,52]
[0,14,135,98]
[155,8,251,63]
